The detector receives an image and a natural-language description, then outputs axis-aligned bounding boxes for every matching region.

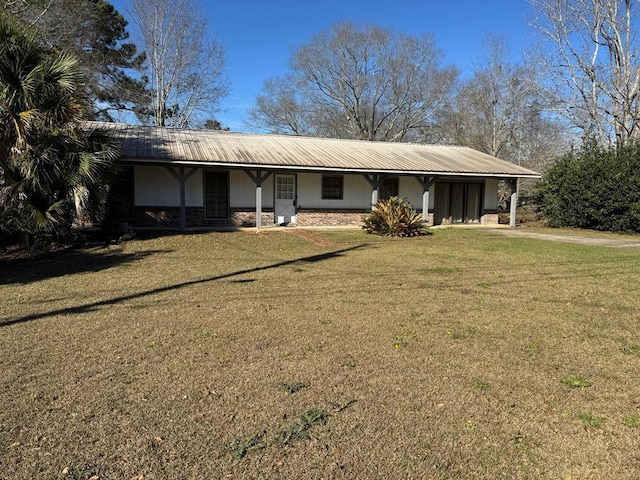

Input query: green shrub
[362,196,430,237]
[536,142,640,232]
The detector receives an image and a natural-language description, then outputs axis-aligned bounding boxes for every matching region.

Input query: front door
[275,174,296,224]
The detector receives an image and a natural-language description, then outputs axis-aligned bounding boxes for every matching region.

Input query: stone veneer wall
[481,211,499,225]
[421,212,434,227]
[134,207,273,228]
[296,209,434,227]
[132,207,445,228]
[134,207,181,227]
[295,209,367,227]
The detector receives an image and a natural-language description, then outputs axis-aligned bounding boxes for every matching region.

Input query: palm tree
[0,13,119,255]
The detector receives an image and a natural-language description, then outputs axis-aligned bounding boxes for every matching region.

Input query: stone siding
[423,212,434,227]
[135,207,181,227]
[133,207,274,228]
[294,209,434,227]
[131,207,442,228]
[481,210,499,225]
[296,209,367,227]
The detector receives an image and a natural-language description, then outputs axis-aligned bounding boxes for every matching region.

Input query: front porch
[112,164,513,230]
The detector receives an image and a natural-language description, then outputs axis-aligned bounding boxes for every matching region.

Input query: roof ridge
[86,120,472,148]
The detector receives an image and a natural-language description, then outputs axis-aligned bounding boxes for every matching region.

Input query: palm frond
[0,13,119,250]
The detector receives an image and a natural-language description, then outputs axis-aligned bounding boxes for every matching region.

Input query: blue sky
[110,0,536,131]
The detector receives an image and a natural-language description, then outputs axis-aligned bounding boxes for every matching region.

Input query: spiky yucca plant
[362,196,430,237]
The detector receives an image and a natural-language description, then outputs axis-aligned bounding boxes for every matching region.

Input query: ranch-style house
[97,122,541,230]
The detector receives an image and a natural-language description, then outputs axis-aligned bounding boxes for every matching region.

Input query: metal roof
[91,122,541,179]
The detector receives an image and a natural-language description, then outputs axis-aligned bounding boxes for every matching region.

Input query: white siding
[135,166,203,207]
[296,173,371,209]
[135,165,179,206]
[134,165,495,213]
[294,173,435,210]
[186,169,202,207]
[229,170,274,208]
[399,176,430,209]
[484,179,498,210]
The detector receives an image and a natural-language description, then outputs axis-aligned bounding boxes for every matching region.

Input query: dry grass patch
[1,228,640,479]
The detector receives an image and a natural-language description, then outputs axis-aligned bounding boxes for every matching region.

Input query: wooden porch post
[245,169,272,227]
[363,174,387,209]
[166,166,197,230]
[510,178,518,227]
[414,176,437,225]
[256,183,263,227]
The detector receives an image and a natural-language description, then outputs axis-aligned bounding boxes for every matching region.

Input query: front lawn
[1,229,639,479]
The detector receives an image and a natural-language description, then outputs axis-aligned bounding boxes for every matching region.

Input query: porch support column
[414,175,437,225]
[509,178,518,228]
[166,166,198,230]
[363,174,388,209]
[244,169,272,227]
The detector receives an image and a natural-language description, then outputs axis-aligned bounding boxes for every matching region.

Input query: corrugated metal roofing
[91,122,541,178]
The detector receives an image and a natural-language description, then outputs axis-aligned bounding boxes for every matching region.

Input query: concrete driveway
[479,227,640,248]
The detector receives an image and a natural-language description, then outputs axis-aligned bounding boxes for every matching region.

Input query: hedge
[536,142,640,233]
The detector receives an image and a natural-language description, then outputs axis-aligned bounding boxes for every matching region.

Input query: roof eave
[119,157,541,179]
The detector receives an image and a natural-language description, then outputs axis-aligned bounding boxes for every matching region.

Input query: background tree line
[6,0,640,153]
[529,0,640,232]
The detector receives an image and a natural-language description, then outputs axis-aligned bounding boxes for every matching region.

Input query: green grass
[622,344,640,355]
[224,434,266,459]
[560,375,592,389]
[1,228,640,479]
[472,379,492,391]
[623,414,640,428]
[577,412,605,428]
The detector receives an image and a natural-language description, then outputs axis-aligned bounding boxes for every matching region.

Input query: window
[276,175,294,200]
[322,175,343,200]
[379,177,399,200]
[204,171,229,219]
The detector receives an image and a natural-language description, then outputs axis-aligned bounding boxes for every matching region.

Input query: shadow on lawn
[0,247,172,285]
[0,244,367,328]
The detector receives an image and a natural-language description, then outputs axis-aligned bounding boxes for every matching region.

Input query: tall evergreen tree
[5,0,147,120]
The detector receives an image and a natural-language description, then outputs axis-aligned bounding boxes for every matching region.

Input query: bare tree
[248,22,458,142]
[131,0,229,127]
[250,75,313,135]
[530,0,640,147]
[456,36,531,158]
[447,35,569,201]
[452,35,567,163]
